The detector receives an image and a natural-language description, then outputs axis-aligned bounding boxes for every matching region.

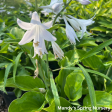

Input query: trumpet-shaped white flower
[40,3,63,15]
[52,41,64,59]
[63,16,79,44]
[17,11,56,57]
[68,15,94,39]
[40,0,64,16]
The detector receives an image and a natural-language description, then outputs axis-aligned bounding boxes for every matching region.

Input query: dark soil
[0,95,8,112]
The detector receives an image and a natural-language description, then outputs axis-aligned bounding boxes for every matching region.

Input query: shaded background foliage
[0,0,112,112]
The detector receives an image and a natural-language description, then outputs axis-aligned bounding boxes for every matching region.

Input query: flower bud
[52,3,63,13]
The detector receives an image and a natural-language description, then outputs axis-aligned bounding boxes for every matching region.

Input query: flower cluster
[40,0,95,44]
[17,0,98,59]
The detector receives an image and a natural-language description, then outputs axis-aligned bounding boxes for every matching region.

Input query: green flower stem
[45,0,73,78]
[53,0,73,25]
[38,56,48,89]
[35,0,38,11]
[46,42,49,78]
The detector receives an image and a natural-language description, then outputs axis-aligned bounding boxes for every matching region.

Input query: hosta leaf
[83,91,112,109]
[64,71,84,101]
[8,92,45,112]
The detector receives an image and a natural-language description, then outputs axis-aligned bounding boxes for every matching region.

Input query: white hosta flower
[63,16,79,44]
[40,3,63,15]
[33,38,48,58]
[68,15,95,39]
[17,11,56,57]
[0,40,3,43]
[66,17,80,31]
[52,41,64,59]
[40,0,64,16]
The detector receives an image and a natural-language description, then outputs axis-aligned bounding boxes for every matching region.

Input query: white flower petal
[68,15,94,39]
[43,20,53,29]
[80,26,86,39]
[63,16,79,44]
[19,26,36,45]
[52,41,64,59]
[52,3,63,13]
[33,38,48,57]
[66,17,80,31]
[31,11,41,24]
[17,18,33,30]
[66,24,76,44]
[41,9,51,16]
[39,26,56,41]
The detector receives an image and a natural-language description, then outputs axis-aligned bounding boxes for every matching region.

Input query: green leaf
[4,63,13,92]
[0,63,10,68]
[50,72,61,112]
[78,64,97,112]
[14,88,22,98]
[13,52,23,82]
[77,50,105,71]
[8,92,45,112]
[21,42,33,54]
[42,51,56,61]
[91,27,107,32]
[55,57,73,96]
[85,69,112,82]
[64,71,84,101]
[106,65,112,86]
[17,66,32,76]
[0,69,5,82]
[5,76,45,91]
[10,27,24,39]
[44,97,71,112]
[64,50,79,64]
[6,33,16,39]
[45,90,54,104]
[83,91,112,109]
[0,43,9,53]
[63,67,112,82]
[106,83,112,94]
[81,38,112,60]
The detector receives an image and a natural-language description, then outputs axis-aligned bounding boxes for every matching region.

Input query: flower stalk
[46,42,49,78]
[35,0,38,11]
[53,0,73,25]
